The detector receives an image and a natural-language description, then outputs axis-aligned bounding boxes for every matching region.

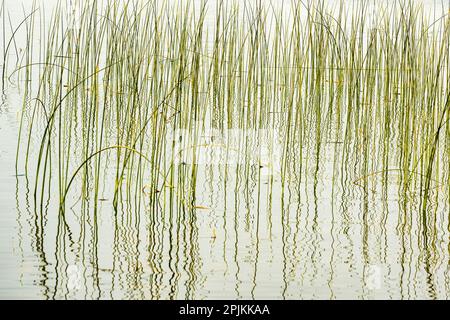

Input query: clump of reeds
[3,0,448,227]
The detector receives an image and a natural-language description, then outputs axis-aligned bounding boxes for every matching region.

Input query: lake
[0,0,449,299]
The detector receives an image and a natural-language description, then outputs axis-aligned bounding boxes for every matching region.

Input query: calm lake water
[0,0,449,299]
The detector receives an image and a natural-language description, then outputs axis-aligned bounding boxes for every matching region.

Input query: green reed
[3,0,448,223]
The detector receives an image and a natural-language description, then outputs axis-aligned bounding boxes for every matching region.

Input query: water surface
[0,0,449,299]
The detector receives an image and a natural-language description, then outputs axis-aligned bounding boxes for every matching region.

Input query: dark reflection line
[22,175,50,298]
[233,168,241,299]
[251,166,261,298]
[281,186,287,299]
[222,164,229,288]
[167,184,177,299]
[328,140,342,300]
[15,176,24,287]
[312,138,321,299]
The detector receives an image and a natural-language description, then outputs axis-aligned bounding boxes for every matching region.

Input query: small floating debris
[193,205,209,210]
[142,184,159,195]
